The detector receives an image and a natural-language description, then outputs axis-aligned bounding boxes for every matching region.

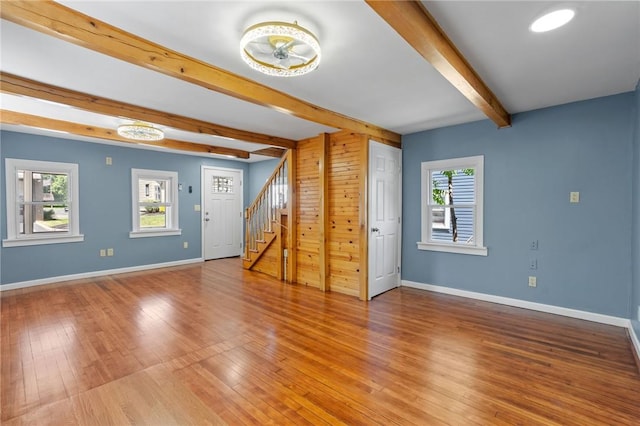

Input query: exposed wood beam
[0,73,296,149]
[1,1,401,144]
[251,147,287,158]
[366,0,511,128]
[0,110,251,159]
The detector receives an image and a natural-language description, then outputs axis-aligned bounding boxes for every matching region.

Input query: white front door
[203,167,243,260]
[368,141,402,299]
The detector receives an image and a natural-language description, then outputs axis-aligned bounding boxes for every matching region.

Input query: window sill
[417,241,487,256]
[129,229,182,239]
[3,234,84,247]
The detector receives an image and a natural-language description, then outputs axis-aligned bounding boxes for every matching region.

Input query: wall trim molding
[401,280,629,327]
[0,258,204,291]
[629,323,640,371]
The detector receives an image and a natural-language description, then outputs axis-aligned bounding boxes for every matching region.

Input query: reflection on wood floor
[2,258,639,425]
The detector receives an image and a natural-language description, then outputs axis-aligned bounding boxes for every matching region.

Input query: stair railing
[245,152,289,258]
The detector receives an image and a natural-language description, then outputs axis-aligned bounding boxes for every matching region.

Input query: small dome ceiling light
[530,9,575,33]
[240,21,321,77]
[117,121,165,141]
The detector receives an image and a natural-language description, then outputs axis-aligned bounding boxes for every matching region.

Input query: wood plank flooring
[2,258,639,425]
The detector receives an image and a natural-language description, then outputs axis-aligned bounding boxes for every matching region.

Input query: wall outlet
[99,249,106,257]
[529,259,537,270]
[194,204,201,212]
[107,248,114,257]
[183,241,188,249]
[530,240,538,250]
[528,276,537,287]
[105,156,112,165]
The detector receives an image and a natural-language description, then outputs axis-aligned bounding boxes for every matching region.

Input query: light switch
[194,204,201,212]
[106,156,112,165]
[570,192,580,203]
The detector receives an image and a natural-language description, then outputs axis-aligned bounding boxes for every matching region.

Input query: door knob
[371,227,379,232]
[205,218,210,222]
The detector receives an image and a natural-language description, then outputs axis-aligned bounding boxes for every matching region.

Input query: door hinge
[397,266,400,273]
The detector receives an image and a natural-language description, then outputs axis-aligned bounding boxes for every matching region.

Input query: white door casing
[202,167,243,260]
[368,141,402,299]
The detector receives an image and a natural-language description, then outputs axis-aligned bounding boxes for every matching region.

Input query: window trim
[418,155,487,256]
[3,158,83,247]
[130,168,181,238]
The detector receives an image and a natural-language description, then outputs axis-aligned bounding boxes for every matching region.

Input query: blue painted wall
[248,158,280,202]
[402,93,635,318]
[632,82,640,335]
[0,131,256,285]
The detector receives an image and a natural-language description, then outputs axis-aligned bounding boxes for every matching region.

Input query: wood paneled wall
[295,137,323,288]
[327,131,365,297]
[294,131,367,298]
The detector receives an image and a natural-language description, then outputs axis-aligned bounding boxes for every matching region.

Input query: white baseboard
[629,323,640,364]
[0,258,204,291]
[401,280,629,328]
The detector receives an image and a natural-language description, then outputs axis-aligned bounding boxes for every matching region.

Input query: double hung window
[419,155,486,256]
[4,158,83,247]
[130,169,180,238]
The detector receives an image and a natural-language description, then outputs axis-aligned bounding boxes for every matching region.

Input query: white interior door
[368,141,402,299]
[203,167,243,260]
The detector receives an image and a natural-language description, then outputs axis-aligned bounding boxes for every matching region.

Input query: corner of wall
[631,80,640,327]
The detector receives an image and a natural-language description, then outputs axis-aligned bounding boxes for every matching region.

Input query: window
[130,169,180,238]
[418,155,486,256]
[211,176,234,193]
[3,158,83,247]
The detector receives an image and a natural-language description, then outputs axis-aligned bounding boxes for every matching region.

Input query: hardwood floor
[2,258,639,425]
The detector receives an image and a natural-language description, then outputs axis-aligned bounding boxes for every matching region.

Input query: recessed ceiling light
[530,9,575,33]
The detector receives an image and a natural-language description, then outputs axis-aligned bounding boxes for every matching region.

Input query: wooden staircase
[242,228,277,268]
[243,151,294,281]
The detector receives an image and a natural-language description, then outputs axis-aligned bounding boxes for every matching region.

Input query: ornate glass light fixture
[240,21,321,77]
[117,121,164,141]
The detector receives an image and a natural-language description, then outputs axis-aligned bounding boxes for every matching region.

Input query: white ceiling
[1,1,638,162]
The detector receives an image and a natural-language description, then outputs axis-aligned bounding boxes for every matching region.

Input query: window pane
[139,179,168,202]
[21,171,68,203]
[20,204,69,234]
[431,207,475,244]
[139,208,167,228]
[212,176,233,193]
[430,169,475,206]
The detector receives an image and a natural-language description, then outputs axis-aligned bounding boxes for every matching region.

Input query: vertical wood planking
[359,136,370,301]
[319,134,330,292]
[327,131,363,297]
[286,149,297,285]
[295,137,321,288]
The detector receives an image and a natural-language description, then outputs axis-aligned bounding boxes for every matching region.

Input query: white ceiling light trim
[530,9,575,33]
[240,21,321,77]
[117,121,165,141]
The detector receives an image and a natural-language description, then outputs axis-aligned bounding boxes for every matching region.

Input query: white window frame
[418,155,487,256]
[130,168,181,238]
[3,158,83,247]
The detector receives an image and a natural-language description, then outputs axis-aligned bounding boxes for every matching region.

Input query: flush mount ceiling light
[117,121,164,141]
[240,21,321,77]
[530,8,575,33]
